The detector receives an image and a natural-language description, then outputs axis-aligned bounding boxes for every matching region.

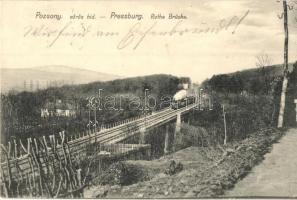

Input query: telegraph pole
[223,105,227,145]
[277,0,289,128]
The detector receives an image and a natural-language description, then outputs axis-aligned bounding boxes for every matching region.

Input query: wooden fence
[0,131,151,198]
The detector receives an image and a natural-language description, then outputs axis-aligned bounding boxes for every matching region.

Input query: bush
[97,161,150,186]
[164,160,183,175]
[175,124,211,149]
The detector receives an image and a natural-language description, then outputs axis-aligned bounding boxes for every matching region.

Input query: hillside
[0,66,121,93]
[203,63,295,95]
[229,63,294,80]
[203,61,296,128]
[1,74,183,142]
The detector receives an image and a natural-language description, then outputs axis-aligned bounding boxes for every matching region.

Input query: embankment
[84,128,283,198]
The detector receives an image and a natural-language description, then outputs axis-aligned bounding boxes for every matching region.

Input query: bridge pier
[172,112,181,152]
[164,124,170,155]
[176,112,181,134]
[139,127,146,144]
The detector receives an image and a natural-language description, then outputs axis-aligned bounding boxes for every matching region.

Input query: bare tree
[277,0,289,128]
[255,53,273,69]
[255,52,273,94]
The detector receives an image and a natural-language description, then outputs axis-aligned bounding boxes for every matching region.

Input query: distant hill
[229,63,294,79]
[203,62,296,95]
[0,66,121,93]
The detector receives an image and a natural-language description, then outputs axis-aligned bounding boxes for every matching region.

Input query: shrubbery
[97,162,151,186]
[185,62,296,146]
[175,124,210,150]
[186,92,279,144]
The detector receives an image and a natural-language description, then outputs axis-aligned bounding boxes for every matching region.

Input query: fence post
[19,139,27,156]
[13,139,17,158]
[27,138,31,154]
[43,136,48,150]
[8,142,11,158]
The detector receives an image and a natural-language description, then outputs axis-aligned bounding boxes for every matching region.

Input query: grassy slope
[84,128,283,198]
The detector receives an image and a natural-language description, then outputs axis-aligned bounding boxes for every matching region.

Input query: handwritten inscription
[24,22,118,48]
[118,10,249,50]
[23,10,249,50]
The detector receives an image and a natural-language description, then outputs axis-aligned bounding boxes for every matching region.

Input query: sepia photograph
[0,0,296,198]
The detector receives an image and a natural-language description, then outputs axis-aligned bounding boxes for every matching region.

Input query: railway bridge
[85,103,198,145]
[0,102,203,169]
[0,101,211,197]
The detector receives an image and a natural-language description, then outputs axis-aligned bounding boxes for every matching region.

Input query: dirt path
[225,128,297,197]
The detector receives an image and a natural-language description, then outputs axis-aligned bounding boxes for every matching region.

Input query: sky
[1,0,297,83]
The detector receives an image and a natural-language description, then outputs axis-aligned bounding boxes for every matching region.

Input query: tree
[255,53,272,69]
[255,53,273,94]
[277,0,289,128]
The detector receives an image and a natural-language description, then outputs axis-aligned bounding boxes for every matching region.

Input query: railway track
[0,103,198,177]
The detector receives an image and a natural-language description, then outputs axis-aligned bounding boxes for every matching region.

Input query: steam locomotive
[171,89,196,110]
